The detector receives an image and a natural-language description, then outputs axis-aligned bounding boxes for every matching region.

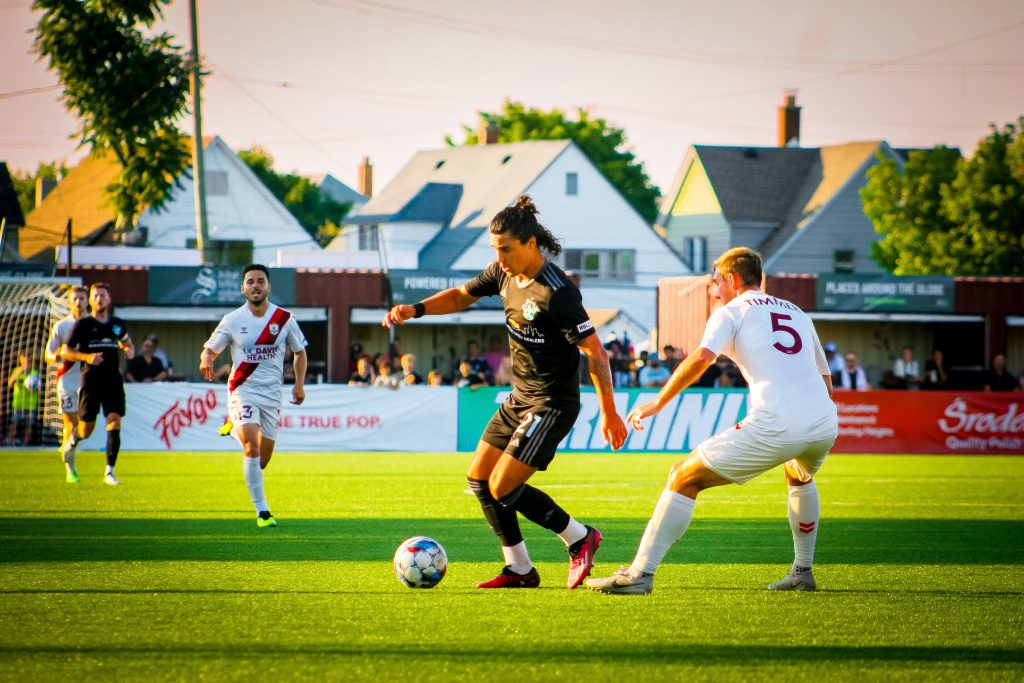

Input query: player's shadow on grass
[0,517,1021,564]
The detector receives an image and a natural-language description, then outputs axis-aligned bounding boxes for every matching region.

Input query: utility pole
[65,218,72,277]
[189,0,211,264]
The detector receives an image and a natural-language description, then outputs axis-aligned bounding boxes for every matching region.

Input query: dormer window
[566,172,578,196]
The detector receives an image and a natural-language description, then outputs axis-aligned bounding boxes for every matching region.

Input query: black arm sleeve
[549,286,595,346]
[464,261,503,299]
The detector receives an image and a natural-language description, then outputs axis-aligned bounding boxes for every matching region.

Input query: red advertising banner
[833,391,1024,454]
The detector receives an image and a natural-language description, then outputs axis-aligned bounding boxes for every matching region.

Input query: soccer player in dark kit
[61,282,135,485]
[383,195,628,589]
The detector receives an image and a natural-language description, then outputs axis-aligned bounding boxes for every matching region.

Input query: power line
[0,84,61,100]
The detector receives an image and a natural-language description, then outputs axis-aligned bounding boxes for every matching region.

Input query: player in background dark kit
[61,283,135,485]
[383,195,627,589]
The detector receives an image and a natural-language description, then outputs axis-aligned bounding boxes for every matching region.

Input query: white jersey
[46,314,82,391]
[204,303,307,402]
[699,289,838,442]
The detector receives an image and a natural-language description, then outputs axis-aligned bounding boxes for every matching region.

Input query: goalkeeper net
[0,276,77,447]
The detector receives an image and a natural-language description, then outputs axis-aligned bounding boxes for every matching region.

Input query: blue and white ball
[23,374,40,392]
[393,536,447,588]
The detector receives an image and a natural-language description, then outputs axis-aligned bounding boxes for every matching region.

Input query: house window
[358,224,379,251]
[834,249,855,273]
[563,248,634,282]
[565,172,578,196]
[683,236,708,273]
[206,170,229,196]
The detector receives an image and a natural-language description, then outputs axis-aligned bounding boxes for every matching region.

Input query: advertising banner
[148,266,296,306]
[833,391,1024,454]
[816,274,953,312]
[457,387,749,452]
[77,383,456,452]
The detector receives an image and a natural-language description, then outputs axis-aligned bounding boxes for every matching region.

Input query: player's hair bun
[516,195,538,214]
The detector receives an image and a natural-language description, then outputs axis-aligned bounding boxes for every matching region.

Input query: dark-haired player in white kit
[384,195,628,589]
[587,247,839,594]
[200,264,308,528]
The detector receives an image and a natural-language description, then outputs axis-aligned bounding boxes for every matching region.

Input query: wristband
[413,302,426,318]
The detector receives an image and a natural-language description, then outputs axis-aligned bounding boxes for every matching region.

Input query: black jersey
[465,260,595,405]
[67,315,130,383]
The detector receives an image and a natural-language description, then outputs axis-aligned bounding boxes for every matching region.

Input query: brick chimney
[358,156,373,198]
[35,176,57,207]
[478,116,500,145]
[777,91,801,147]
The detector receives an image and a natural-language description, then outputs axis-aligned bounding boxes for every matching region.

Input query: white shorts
[697,423,837,485]
[228,394,281,441]
[57,376,79,414]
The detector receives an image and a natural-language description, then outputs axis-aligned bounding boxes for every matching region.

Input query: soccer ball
[23,374,40,392]
[393,536,447,588]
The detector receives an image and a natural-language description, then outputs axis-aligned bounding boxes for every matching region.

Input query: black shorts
[481,393,580,471]
[79,378,126,423]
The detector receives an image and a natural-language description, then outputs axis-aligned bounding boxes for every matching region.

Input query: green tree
[446,101,662,223]
[33,0,192,234]
[862,119,1024,276]
[11,162,68,217]
[239,147,351,247]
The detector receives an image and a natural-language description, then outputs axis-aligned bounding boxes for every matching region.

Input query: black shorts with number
[78,376,126,423]
[481,392,581,471]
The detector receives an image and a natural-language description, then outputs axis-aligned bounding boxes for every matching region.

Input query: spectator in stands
[661,345,682,374]
[694,358,722,388]
[145,334,173,375]
[892,346,922,390]
[837,352,871,391]
[126,336,168,383]
[481,335,508,385]
[494,356,514,386]
[400,353,423,385]
[824,341,843,378]
[6,352,40,446]
[631,350,650,387]
[374,360,399,389]
[604,333,632,387]
[454,360,486,388]
[459,340,494,385]
[716,355,747,388]
[348,357,373,386]
[638,356,671,388]
[427,370,444,386]
[982,353,1022,392]
[923,349,948,390]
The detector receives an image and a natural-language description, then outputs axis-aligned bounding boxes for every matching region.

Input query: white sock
[629,489,696,576]
[502,541,532,574]
[243,456,269,514]
[62,440,76,472]
[557,517,588,547]
[105,465,114,475]
[788,481,820,568]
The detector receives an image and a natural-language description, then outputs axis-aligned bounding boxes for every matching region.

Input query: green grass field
[1,449,1022,681]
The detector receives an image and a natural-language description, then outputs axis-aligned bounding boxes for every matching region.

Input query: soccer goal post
[0,276,79,447]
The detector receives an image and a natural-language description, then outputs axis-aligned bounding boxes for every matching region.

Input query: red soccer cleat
[477,565,541,588]
[566,526,602,589]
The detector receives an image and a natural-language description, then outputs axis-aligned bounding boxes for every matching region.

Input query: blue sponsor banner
[457,386,749,452]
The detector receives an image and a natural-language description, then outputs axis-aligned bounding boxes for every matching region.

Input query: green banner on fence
[816,274,953,312]
[457,386,748,452]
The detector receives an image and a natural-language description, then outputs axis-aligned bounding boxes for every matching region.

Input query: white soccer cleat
[103,473,121,486]
[586,566,654,595]
[768,568,816,591]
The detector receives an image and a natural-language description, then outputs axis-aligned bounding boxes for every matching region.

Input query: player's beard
[246,291,267,305]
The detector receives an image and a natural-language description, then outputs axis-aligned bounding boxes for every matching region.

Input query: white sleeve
[810,325,829,375]
[286,317,307,353]
[46,322,63,355]
[204,317,231,353]
[698,307,736,356]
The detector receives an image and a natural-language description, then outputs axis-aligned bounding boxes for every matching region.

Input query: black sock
[499,484,570,534]
[105,429,120,468]
[468,478,523,547]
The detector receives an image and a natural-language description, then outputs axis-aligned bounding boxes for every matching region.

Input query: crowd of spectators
[348,338,512,389]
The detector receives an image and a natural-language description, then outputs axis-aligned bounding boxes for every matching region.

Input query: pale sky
[2,0,1022,197]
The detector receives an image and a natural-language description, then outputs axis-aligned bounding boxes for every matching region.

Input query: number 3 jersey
[204,303,307,402]
[700,289,838,442]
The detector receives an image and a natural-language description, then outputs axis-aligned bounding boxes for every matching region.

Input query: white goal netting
[0,276,77,447]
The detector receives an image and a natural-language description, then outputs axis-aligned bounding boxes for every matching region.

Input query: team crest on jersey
[522,297,540,321]
[269,323,280,336]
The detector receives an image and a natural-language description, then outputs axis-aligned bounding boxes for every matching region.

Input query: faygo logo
[154,389,219,448]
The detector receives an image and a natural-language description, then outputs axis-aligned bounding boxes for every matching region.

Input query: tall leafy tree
[239,147,351,247]
[11,162,68,217]
[862,118,1024,276]
[447,101,662,223]
[33,0,192,234]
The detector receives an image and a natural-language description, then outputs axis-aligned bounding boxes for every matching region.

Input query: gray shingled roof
[693,145,820,226]
[318,174,367,206]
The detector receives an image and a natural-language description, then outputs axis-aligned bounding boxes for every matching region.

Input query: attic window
[566,172,578,196]
[501,155,512,165]
[435,160,445,170]
[834,249,855,273]
[206,170,229,195]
